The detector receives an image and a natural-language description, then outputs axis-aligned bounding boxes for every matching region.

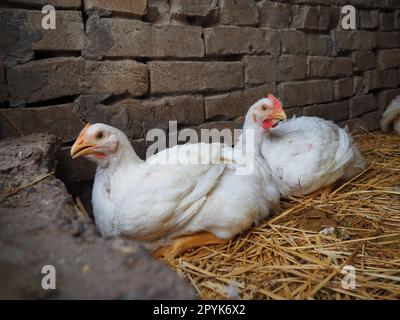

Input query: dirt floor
[162,132,400,300]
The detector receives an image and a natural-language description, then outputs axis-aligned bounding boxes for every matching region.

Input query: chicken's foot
[153,232,227,262]
[309,185,333,199]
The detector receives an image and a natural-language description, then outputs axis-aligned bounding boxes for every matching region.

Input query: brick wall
[1,0,400,183]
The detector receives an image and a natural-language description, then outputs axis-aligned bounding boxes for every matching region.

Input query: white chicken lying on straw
[71,123,281,260]
[238,94,366,198]
[381,95,400,135]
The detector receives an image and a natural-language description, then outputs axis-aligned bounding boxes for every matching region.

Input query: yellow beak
[71,142,97,159]
[70,123,96,159]
[270,110,288,121]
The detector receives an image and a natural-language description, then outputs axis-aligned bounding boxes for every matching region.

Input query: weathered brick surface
[84,0,147,16]
[308,57,353,78]
[5,0,81,8]
[349,94,378,118]
[219,0,259,26]
[149,61,243,94]
[243,56,275,85]
[291,6,317,30]
[333,31,376,52]
[84,60,148,97]
[380,13,395,31]
[363,69,399,92]
[353,76,365,96]
[258,0,291,28]
[359,10,380,30]
[377,32,400,48]
[170,0,213,17]
[244,55,307,85]
[0,62,8,104]
[377,49,400,69]
[0,104,83,142]
[291,5,336,31]
[361,111,381,131]
[278,80,333,108]
[85,18,204,59]
[282,30,331,56]
[204,27,267,56]
[278,55,308,81]
[352,51,376,71]
[304,101,349,122]
[265,29,281,57]
[205,91,244,120]
[1,0,399,164]
[0,9,84,66]
[334,78,353,100]
[7,57,84,106]
[396,11,400,29]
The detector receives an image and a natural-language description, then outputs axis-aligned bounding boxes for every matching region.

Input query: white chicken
[238,94,366,198]
[70,123,281,260]
[381,95,400,135]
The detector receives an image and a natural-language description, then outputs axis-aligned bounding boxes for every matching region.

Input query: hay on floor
[162,132,400,300]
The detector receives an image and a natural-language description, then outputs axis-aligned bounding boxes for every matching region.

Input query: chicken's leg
[309,185,333,199]
[154,232,227,262]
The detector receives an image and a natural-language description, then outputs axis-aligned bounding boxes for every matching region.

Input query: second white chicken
[239,95,366,197]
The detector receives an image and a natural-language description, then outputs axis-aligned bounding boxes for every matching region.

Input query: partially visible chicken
[381,95,400,135]
[71,123,281,260]
[239,95,366,198]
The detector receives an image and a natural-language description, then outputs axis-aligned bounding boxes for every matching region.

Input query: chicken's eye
[261,105,267,111]
[95,131,105,140]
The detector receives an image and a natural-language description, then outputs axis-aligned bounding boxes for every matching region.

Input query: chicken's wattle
[262,119,278,130]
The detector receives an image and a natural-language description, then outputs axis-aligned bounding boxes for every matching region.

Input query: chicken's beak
[71,142,97,159]
[270,110,288,121]
[71,124,96,159]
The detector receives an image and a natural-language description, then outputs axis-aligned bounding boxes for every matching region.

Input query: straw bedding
[161,132,400,300]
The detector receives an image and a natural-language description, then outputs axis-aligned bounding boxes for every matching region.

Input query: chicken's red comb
[267,94,283,111]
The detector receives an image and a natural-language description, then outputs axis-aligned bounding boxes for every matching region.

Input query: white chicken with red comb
[71,123,281,260]
[239,94,366,198]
